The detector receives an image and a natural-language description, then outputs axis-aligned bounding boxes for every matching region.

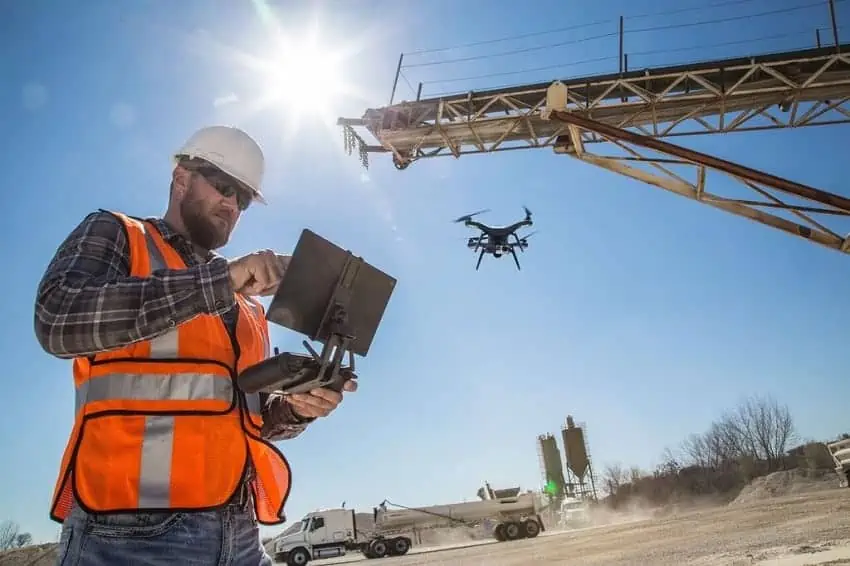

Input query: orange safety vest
[49,211,292,525]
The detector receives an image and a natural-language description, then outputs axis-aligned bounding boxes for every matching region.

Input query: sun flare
[259,33,349,123]
[188,10,375,142]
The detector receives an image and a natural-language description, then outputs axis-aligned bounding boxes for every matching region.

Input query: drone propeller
[453,209,490,223]
[523,206,532,218]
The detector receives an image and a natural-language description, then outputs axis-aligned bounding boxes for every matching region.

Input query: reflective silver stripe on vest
[76,372,233,413]
[241,299,266,417]
[144,230,180,358]
[139,414,175,506]
[245,390,262,415]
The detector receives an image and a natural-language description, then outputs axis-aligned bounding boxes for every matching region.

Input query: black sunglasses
[178,157,255,211]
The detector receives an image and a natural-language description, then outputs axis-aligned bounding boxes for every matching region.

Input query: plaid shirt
[34,209,311,442]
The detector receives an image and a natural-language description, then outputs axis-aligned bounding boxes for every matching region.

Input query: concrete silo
[536,433,567,499]
[561,415,598,501]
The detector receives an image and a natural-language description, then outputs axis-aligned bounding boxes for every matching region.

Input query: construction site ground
[313,485,850,565]
[3,472,848,566]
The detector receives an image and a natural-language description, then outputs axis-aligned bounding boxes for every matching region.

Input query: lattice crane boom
[337,44,850,254]
[548,110,850,253]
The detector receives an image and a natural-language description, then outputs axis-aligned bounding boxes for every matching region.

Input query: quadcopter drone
[454,206,536,270]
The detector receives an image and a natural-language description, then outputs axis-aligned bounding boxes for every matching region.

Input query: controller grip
[237,353,309,394]
[237,353,352,395]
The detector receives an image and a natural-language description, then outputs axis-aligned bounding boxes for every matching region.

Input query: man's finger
[306,388,343,404]
[290,392,336,411]
[287,399,321,419]
[343,379,358,393]
[256,280,281,297]
[288,398,334,419]
[239,280,272,296]
[275,254,291,277]
[258,256,277,291]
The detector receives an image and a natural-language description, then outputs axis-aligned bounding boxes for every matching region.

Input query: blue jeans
[55,499,274,566]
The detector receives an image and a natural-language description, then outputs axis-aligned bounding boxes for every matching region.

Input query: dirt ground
[314,487,850,566]
[4,476,848,566]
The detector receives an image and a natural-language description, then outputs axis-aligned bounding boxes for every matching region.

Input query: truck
[557,497,592,528]
[827,438,850,487]
[272,483,545,565]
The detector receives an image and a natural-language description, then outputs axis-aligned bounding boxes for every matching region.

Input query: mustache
[212,208,236,223]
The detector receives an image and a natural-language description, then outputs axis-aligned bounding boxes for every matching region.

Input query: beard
[180,186,232,251]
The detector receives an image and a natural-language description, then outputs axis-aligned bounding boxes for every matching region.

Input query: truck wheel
[522,519,541,538]
[287,547,310,566]
[494,523,506,542]
[502,521,522,540]
[388,537,411,556]
[368,539,388,558]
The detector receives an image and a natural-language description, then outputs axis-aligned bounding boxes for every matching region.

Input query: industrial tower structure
[561,416,598,501]
[537,417,599,503]
[537,433,567,498]
[338,42,850,254]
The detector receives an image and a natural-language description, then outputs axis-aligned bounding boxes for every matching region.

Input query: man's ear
[171,165,192,199]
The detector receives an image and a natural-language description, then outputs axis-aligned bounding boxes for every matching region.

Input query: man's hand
[286,379,358,419]
[228,250,291,296]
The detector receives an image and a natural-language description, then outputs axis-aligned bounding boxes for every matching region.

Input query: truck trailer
[273,484,544,565]
[827,438,850,487]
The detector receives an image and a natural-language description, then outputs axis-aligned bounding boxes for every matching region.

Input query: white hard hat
[174,125,267,205]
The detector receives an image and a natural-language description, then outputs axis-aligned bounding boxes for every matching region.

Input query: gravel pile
[730,469,838,506]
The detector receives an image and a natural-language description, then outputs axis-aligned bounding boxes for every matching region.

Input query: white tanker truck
[273,483,545,566]
[827,438,850,487]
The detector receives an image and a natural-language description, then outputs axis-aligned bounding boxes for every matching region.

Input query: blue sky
[1,0,849,544]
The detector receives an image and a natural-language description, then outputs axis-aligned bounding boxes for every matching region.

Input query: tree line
[600,394,840,508]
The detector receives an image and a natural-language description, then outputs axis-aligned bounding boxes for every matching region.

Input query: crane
[337,43,850,254]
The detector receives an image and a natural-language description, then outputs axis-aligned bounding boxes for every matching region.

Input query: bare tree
[681,432,710,467]
[0,521,32,551]
[0,521,19,551]
[602,463,627,496]
[656,447,681,476]
[726,395,795,471]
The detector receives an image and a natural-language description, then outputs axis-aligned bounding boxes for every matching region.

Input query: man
[34,125,357,565]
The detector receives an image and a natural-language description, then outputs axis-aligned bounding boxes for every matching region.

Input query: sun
[256,30,353,127]
[264,39,342,113]
[189,12,372,137]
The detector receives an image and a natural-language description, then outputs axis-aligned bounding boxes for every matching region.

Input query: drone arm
[503,219,532,235]
[465,220,490,232]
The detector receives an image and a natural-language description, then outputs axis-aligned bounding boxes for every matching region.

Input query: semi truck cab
[273,508,412,565]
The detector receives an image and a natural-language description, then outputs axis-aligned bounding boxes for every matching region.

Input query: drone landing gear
[476,249,486,270]
[509,247,521,271]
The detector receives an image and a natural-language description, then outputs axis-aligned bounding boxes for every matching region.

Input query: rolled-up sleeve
[261,393,314,441]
